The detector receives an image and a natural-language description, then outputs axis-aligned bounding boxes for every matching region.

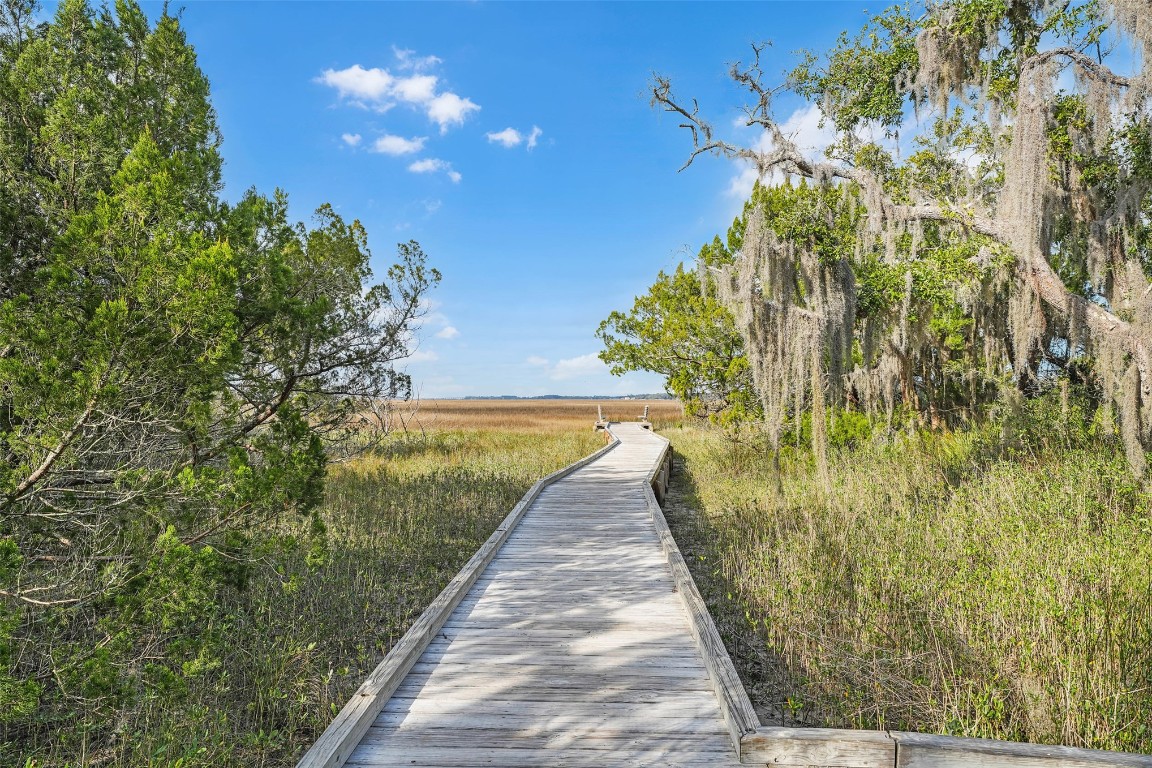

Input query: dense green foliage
[628,0,1152,479]
[596,263,756,423]
[0,1,439,761]
[665,395,1152,749]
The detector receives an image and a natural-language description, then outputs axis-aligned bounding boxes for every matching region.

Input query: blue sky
[130,1,878,397]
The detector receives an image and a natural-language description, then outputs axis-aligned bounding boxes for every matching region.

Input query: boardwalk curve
[298,422,747,767]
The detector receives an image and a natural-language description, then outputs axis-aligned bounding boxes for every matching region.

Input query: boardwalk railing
[296,433,620,768]
[641,431,760,756]
[741,728,1152,768]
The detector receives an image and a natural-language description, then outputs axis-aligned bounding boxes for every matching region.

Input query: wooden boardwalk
[312,423,744,767]
[299,421,1152,768]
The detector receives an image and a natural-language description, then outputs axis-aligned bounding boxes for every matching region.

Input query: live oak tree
[0,0,438,750]
[653,0,1152,476]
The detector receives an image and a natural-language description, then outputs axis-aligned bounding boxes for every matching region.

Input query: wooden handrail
[740,728,1152,767]
[631,427,760,756]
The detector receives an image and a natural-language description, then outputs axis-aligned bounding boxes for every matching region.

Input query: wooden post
[593,404,609,432]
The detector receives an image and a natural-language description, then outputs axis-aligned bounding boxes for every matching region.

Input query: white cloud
[373,134,427,156]
[727,165,763,200]
[427,92,480,133]
[435,325,459,340]
[341,132,362,147]
[525,356,549,367]
[550,353,607,381]
[318,58,479,132]
[393,74,438,104]
[487,127,523,148]
[776,103,835,155]
[408,158,447,173]
[318,64,394,101]
[487,125,543,150]
[408,158,460,182]
[424,199,442,214]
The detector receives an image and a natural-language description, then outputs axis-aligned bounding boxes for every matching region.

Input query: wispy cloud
[487,127,522,148]
[525,355,549,367]
[341,132,362,147]
[486,125,543,150]
[407,158,446,173]
[407,157,461,183]
[418,298,459,340]
[393,46,442,73]
[408,349,439,363]
[372,134,426,155]
[550,353,607,381]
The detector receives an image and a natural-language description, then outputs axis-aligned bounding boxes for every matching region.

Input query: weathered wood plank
[740,726,894,767]
[371,711,728,734]
[345,745,733,768]
[358,725,732,746]
[381,696,727,719]
[892,732,1152,768]
[387,684,726,706]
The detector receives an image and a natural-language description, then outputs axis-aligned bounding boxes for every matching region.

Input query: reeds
[664,423,1152,751]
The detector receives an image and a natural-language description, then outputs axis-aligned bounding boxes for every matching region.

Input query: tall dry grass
[664,416,1152,751]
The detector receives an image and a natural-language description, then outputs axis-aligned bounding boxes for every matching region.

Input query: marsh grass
[664,419,1152,751]
[397,398,683,432]
[17,423,603,767]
